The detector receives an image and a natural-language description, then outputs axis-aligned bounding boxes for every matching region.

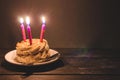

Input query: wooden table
[0,48,120,80]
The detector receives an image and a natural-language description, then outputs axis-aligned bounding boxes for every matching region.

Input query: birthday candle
[40,16,46,42]
[26,16,32,45]
[20,18,26,41]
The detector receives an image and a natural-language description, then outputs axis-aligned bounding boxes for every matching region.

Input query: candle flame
[20,18,24,24]
[26,16,30,24]
[42,16,45,23]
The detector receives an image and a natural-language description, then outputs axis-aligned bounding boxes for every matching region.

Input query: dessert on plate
[14,39,50,65]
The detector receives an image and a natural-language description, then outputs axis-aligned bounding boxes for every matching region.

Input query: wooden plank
[0,48,120,75]
[62,57,120,68]
[0,75,120,80]
[0,58,120,75]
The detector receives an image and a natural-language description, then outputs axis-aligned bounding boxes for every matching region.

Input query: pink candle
[20,18,26,42]
[26,17,32,45]
[40,17,46,42]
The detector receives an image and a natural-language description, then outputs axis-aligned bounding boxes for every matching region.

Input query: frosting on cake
[15,39,49,65]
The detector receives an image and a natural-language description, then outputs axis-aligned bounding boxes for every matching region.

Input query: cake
[15,39,50,65]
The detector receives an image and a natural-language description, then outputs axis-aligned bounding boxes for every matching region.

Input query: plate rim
[5,49,60,66]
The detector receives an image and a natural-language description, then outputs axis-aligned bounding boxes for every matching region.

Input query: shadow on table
[1,59,64,76]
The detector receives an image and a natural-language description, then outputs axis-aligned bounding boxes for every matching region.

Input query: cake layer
[15,39,50,65]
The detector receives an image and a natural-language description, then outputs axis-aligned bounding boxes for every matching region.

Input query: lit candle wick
[26,16,30,24]
[20,18,24,24]
[42,17,46,24]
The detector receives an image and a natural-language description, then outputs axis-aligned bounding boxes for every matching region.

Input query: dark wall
[0,0,119,49]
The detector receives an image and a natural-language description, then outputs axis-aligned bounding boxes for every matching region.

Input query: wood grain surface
[0,48,120,80]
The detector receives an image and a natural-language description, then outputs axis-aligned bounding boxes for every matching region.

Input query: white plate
[5,49,60,66]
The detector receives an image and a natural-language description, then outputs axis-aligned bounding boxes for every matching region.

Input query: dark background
[0,0,119,49]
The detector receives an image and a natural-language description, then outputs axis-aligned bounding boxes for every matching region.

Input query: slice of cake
[15,39,49,65]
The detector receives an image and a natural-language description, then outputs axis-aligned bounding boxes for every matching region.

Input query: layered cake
[15,39,50,65]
